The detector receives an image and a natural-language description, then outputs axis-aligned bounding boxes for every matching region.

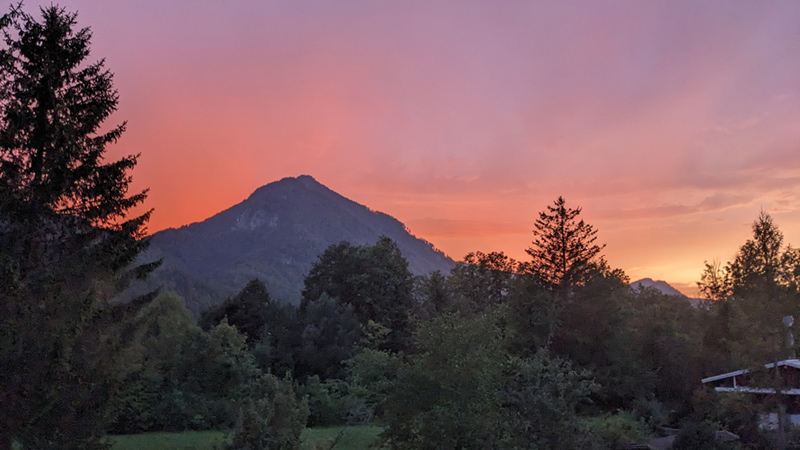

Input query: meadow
[110,426,383,450]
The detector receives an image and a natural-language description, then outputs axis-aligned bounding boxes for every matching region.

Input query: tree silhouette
[525,196,604,292]
[0,6,154,448]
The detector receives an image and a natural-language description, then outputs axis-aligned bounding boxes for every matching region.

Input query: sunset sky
[30,1,800,296]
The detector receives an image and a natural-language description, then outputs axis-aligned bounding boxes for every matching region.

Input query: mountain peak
[283,174,320,187]
[248,174,324,197]
[142,175,455,313]
[296,174,317,183]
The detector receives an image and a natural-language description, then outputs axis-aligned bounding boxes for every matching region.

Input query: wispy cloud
[49,0,800,289]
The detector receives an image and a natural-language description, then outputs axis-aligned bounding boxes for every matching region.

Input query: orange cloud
[42,0,800,293]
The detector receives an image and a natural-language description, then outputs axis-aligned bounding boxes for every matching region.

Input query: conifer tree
[0,6,154,448]
[526,196,604,292]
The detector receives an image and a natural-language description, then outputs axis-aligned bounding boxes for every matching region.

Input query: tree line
[3,4,800,450]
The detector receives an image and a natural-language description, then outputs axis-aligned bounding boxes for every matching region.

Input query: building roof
[713,387,800,395]
[701,358,800,384]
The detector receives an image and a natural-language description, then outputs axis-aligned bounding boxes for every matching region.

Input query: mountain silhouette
[139,175,455,314]
[630,278,708,308]
[630,278,685,297]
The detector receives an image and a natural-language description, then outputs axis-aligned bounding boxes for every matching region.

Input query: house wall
[759,413,800,430]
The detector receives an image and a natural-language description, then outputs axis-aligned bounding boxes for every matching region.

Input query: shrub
[223,375,308,450]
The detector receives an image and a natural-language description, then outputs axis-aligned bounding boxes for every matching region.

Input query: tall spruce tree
[526,196,604,292]
[0,5,154,448]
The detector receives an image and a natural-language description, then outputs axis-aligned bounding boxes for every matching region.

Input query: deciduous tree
[448,251,518,312]
[302,237,414,352]
[381,310,597,449]
[200,279,278,346]
[697,212,800,373]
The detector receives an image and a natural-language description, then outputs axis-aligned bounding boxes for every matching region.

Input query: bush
[299,376,356,427]
[223,375,308,450]
[672,421,725,450]
[381,312,597,449]
[690,388,773,448]
[344,348,401,422]
[584,411,651,449]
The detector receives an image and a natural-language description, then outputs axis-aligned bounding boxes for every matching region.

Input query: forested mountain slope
[139,175,454,313]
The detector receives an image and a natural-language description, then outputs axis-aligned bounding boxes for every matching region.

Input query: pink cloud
[30,0,800,290]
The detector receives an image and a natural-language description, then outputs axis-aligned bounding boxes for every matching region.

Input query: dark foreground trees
[113,291,309,448]
[381,310,598,450]
[698,211,800,373]
[302,237,414,353]
[0,5,155,448]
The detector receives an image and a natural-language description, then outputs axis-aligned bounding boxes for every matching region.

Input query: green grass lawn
[301,425,383,450]
[110,430,227,450]
[110,425,382,450]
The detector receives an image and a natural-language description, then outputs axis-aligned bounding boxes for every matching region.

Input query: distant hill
[137,175,455,315]
[630,278,708,308]
[630,278,685,297]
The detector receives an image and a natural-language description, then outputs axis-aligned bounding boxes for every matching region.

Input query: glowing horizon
[28,1,800,298]
[136,172,787,298]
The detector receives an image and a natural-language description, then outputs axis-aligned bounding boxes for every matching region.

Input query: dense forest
[3,5,800,450]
